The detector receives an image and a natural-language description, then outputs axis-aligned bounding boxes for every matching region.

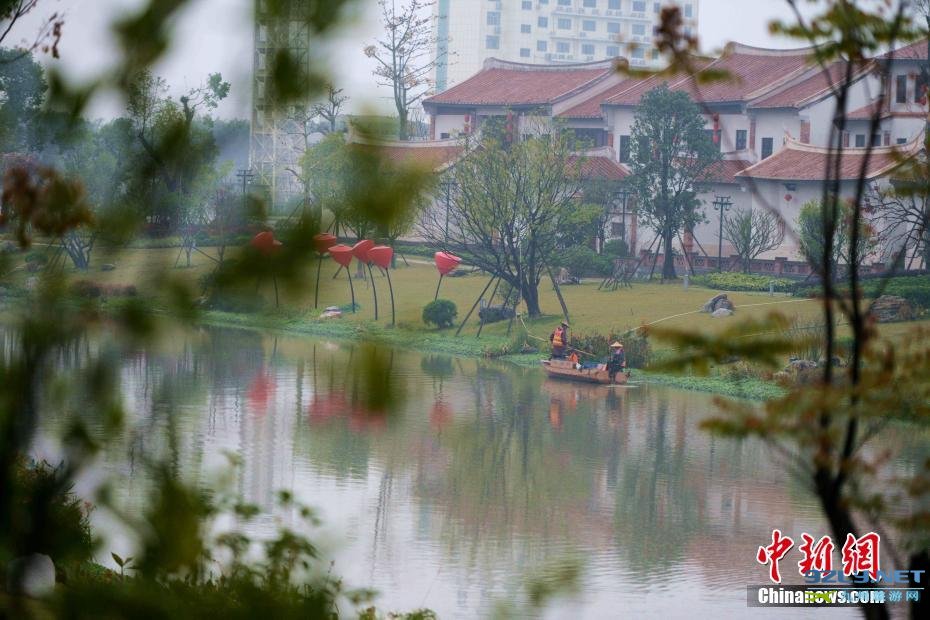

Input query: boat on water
[540,358,629,385]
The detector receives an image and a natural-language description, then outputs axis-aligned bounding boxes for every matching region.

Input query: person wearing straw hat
[607,341,626,383]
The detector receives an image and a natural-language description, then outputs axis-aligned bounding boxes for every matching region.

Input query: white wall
[752,110,800,160]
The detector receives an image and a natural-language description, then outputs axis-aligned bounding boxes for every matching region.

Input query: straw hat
[610,341,624,348]
[560,320,569,327]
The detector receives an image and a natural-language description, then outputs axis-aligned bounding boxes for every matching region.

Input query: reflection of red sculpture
[247,372,275,415]
[251,231,282,256]
[430,400,454,431]
[433,251,461,300]
[306,390,387,433]
[308,392,349,424]
[312,233,337,254]
[368,245,393,269]
[548,401,563,431]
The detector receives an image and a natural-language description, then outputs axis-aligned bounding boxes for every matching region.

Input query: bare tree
[0,1,62,64]
[866,169,930,270]
[722,207,785,273]
[364,0,443,141]
[311,83,348,134]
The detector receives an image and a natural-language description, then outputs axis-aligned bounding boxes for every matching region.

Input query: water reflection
[35,327,863,619]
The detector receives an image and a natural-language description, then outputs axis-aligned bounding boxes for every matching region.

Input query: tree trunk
[398,108,408,141]
[522,280,541,317]
[661,227,677,280]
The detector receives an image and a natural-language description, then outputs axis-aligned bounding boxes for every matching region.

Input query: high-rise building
[434,0,699,92]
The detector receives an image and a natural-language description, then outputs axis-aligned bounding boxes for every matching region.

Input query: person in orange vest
[549,321,569,359]
[567,349,581,369]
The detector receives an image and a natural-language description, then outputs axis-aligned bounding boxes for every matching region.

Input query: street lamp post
[713,195,732,272]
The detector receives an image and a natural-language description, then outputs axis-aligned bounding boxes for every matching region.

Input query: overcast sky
[7,0,832,121]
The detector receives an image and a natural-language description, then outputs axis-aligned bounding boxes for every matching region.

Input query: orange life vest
[552,327,564,347]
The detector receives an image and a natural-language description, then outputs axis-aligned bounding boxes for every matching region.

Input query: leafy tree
[0,48,47,153]
[722,207,785,273]
[796,199,875,277]
[364,0,443,141]
[419,120,583,317]
[628,84,720,280]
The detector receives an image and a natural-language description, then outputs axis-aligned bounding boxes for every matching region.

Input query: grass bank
[4,244,928,400]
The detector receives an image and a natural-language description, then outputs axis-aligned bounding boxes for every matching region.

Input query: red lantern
[352,239,374,263]
[434,251,461,275]
[329,244,354,267]
[251,231,282,256]
[313,233,337,254]
[784,194,793,202]
[368,245,394,270]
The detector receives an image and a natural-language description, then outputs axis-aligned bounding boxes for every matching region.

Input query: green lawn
[5,245,928,350]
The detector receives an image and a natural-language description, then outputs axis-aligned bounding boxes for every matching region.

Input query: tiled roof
[569,150,629,180]
[846,102,927,121]
[681,44,816,103]
[882,39,929,61]
[558,78,638,118]
[737,137,915,181]
[603,44,816,107]
[751,61,874,109]
[700,159,753,184]
[349,139,464,171]
[424,58,615,107]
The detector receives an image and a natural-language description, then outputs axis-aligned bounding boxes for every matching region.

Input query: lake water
[31,326,859,619]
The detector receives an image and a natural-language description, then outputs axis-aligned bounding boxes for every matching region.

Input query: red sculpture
[434,251,461,275]
[251,231,282,256]
[313,233,337,254]
[351,239,374,262]
[368,245,394,270]
[329,244,353,267]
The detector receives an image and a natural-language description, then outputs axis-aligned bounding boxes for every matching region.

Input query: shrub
[24,250,48,265]
[558,245,613,278]
[794,274,930,311]
[12,459,94,563]
[693,272,794,292]
[602,238,629,258]
[422,299,458,328]
[566,329,650,368]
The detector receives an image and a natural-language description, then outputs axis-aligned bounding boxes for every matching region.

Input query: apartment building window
[486,35,500,49]
[537,40,548,51]
[917,72,928,102]
[896,74,908,103]
[761,137,774,159]
[654,2,661,12]
[539,0,548,3]
[582,43,595,55]
[583,20,596,31]
[584,0,597,7]
[521,24,532,33]
[558,0,571,5]
[558,18,572,29]
[872,133,882,147]
[632,48,645,59]
[609,0,620,8]
[607,45,620,56]
[522,0,533,8]
[632,23,646,35]
[684,3,693,18]
[538,16,548,27]
[619,135,631,163]
[897,137,908,144]
[607,22,620,33]
[520,48,531,57]
[855,134,865,147]
[487,12,500,26]
[735,129,747,151]
[557,41,570,53]
[632,0,646,12]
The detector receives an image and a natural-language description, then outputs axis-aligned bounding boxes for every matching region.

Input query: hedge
[795,274,930,309]
[692,272,795,292]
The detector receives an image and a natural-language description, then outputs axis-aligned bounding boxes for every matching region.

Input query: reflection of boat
[541,359,629,385]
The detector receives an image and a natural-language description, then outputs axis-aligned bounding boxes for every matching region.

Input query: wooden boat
[540,358,629,385]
